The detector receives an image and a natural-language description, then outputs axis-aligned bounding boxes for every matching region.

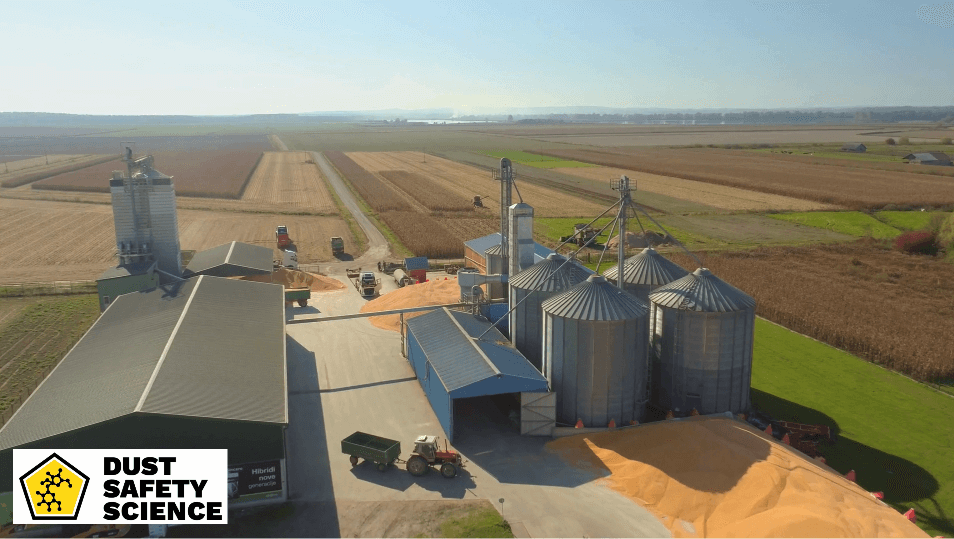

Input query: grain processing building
[0,275,289,508]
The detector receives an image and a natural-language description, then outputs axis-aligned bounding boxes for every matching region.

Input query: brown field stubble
[667,241,954,382]
[0,155,119,188]
[540,148,954,209]
[241,151,336,212]
[32,150,263,199]
[346,151,608,217]
[324,151,413,211]
[378,170,473,211]
[555,166,836,212]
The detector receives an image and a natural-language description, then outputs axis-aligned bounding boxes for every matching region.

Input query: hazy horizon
[2,0,953,115]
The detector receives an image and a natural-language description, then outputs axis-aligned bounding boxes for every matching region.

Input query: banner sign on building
[227,460,283,504]
[13,449,227,525]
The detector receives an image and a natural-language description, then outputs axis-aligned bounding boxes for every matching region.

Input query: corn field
[324,151,412,211]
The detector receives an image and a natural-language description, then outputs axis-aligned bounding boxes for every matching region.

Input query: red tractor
[276,225,291,249]
[405,435,465,478]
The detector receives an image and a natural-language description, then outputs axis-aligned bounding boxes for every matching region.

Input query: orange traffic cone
[689,408,700,417]
[575,419,584,429]
[665,410,675,420]
[845,470,856,483]
[782,433,791,445]
[904,509,916,523]
[872,491,884,500]
[608,419,616,429]
[765,425,773,436]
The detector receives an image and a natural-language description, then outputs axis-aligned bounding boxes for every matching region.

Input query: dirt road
[312,151,391,271]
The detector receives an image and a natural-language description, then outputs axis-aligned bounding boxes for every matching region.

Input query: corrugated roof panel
[649,268,755,312]
[140,276,287,424]
[406,309,496,392]
[542,275,649,321]
[510,253,591,292]
[404,257,429,271]
[0,281,191,450]
[98,260,157,281]
[185,242,273,277]
[484,244,504,256]
[464,232,556,264]
[477,341,547,386]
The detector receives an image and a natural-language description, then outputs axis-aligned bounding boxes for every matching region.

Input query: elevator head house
[404,308,549,441]
[0,275,289,509]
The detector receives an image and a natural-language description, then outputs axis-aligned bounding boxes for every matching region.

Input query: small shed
[96,259,158,311]
[841,143,866,152]
[184,241,275,278]
[463,233,556,274]
[404,308,549,441]
[404,256,429,282]
[903,152,952,166]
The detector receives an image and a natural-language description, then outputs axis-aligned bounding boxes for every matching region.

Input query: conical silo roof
[542,275,649,321]
[649,268,755,312]
[485,244,504,256]
[510,253,590,292]
[603,247,689,285]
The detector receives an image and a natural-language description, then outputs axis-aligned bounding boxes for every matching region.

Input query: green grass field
[487,151,596,169]
[437,505,513,538]
[874,211,950,232]
[751,319,954,537]
[767,211,902,239]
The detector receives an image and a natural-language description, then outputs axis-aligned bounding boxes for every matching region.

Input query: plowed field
[0,198,354,282]
[538,148,954,209]
[346,151,608,217]
[555,166,837,211]
[32,150,263,199]
[241,152,336,212]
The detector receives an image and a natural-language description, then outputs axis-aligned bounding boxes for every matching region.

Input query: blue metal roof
[463,233,556,264]
[404,256,429,271]
[405,308,548,397]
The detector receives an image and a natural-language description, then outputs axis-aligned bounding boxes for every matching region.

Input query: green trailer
[341,431,402,472]
[284,287,310,307]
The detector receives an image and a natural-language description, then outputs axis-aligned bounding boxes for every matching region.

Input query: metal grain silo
[509,253,590,372]
[542,275,650,426]
[484,244,505,300]
[649,268,756,416]
[603,247,689,303]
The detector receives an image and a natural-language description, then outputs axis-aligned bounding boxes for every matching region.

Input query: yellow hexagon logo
[19,453,89,520]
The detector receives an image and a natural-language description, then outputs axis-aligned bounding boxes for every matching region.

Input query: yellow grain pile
[547,417,926,538]
[359,279,460,331]
[240,268,345,292]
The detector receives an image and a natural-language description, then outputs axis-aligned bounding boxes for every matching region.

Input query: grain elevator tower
[109,146,182,279]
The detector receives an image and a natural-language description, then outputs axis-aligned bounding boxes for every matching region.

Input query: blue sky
[1,0,952,115]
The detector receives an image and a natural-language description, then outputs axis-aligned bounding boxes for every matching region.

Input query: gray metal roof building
[0,275,287,487]
[903,152,952,166]
[98,260,157,281]
[405,308,548,441]
[183,241,274,278]
[464,233,554,265]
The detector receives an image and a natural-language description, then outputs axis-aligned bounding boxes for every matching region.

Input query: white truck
[275,249,298,270]
[353,271,381,297]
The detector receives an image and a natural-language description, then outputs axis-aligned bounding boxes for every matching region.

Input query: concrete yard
[276,275,670,538]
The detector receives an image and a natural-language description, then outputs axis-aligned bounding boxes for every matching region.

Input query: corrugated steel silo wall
[406,329,454,441]
[510,286,557,372]
[622,283,652,304]
[486,252,505,299]
[545,315,648,426]
[651,305,754,415]
[148,183,182,277]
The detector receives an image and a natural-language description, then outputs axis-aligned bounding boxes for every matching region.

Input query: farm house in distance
[841,143,866,152]
[903,151,952,166]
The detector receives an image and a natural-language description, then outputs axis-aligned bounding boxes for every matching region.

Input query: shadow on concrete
[752,389,944,534]
[452,395,601,489]
[346,460,476,498]
[320,376,418,394]
[288,305,321,316]
[334,253,355,262]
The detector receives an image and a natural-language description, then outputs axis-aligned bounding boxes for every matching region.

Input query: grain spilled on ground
[359,279,460,331]
[547,417,926,538]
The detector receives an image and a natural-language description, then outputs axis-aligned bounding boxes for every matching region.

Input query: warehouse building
[404,308,550,441]
[96,259,159,311]
[463,233,554,274]
[0,275,289,509]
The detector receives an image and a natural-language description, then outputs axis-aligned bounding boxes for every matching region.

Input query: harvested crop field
[524,127,892,147]
[241,151,337,212]
[346,151,608,217]
[0,198,356,282]
[539,147,954,209]
[0,154,95,174]
[548,418,926,538]
[359,279,460,332]
[0,133,269,156]
[0,154,119,188]
[667,240,954,383]
[32,150,264,199]
[555,166,837,211]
